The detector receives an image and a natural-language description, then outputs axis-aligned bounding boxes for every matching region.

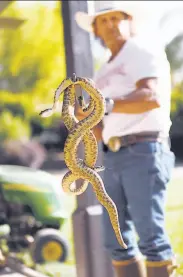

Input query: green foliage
[166,33,183,73]
[0,110,31,141]
[0,1,66,141]
[1,2,183,141]
[171,82,183,116]
[165,34,183,124]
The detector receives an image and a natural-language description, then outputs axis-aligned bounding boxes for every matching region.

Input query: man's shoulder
[126,34,165,56]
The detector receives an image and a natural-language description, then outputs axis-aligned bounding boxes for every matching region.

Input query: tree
[165,33,183,82]
[0,1,66,141]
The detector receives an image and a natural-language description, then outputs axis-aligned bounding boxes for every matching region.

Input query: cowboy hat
[75,1,156,33]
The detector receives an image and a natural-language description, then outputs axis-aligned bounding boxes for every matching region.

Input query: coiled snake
[40,75,127,249]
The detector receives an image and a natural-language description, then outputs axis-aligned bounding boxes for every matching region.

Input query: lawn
[166,174,183,276]
[35,193,77,277]
[37,169,183,277]
[1,169,183,277]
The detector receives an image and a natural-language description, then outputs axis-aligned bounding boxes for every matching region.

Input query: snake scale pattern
[40,75,127,249]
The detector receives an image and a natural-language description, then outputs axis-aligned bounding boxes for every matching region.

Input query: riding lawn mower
[0,164,69,265]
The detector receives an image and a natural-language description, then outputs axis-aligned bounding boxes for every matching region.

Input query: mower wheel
[30,229,69,264]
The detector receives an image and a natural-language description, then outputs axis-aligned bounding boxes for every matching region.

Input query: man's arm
[75,77,160,141]
[112,77,160,114]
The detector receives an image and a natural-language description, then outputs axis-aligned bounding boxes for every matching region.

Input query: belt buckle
[107,137,121,152]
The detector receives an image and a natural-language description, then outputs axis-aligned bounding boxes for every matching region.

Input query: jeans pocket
[160,150,175,184]
[128,141,161,157]
[153,147,175,188]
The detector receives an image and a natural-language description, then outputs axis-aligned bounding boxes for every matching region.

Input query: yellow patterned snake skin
[40,75,127,249]
[60,84,104,195]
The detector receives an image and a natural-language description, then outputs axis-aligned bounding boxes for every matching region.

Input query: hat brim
[75,4,156,34]
[75,9,130,33]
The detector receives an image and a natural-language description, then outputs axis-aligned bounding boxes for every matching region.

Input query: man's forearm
[113,99,159,114]
[112,88,160,114]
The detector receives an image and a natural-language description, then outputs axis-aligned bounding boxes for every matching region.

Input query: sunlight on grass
[38,195,77,276]
[166,177,183,277]
[42,175,183,277]
[1,173,183,276]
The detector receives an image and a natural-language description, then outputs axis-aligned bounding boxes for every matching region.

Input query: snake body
[61,85,103,195]
[40,76,127,249]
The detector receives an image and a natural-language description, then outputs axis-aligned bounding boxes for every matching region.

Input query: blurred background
[0,1,183,276]
[1,0,183,166]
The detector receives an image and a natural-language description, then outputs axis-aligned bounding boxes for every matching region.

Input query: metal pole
[61,2,114,276]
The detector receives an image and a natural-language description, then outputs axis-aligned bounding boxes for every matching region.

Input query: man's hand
[75,77,160,140]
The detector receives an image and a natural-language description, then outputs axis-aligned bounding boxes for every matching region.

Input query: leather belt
[103,132,169,153]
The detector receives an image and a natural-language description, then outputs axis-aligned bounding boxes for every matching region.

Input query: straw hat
[75,1,155,33]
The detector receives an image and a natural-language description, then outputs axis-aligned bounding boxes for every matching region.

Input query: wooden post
[61,1,114,277]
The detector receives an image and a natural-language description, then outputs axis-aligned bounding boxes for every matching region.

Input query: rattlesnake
[40,75,127,249]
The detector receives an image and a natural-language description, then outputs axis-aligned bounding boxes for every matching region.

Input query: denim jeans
[102,141,175,262]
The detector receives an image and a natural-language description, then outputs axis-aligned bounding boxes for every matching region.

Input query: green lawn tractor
[0,165,69,264]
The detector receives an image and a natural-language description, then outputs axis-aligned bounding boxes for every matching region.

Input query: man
[75,3,177,277]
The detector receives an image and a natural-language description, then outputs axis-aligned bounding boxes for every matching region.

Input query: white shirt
[93,35,172,144]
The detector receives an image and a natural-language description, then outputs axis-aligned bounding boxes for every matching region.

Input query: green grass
[1,173,183,277]
[166,177,183,276]
[34,194,77,276]
[39,174,183,277]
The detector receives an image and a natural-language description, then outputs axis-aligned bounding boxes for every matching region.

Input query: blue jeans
[102,141,175,262]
